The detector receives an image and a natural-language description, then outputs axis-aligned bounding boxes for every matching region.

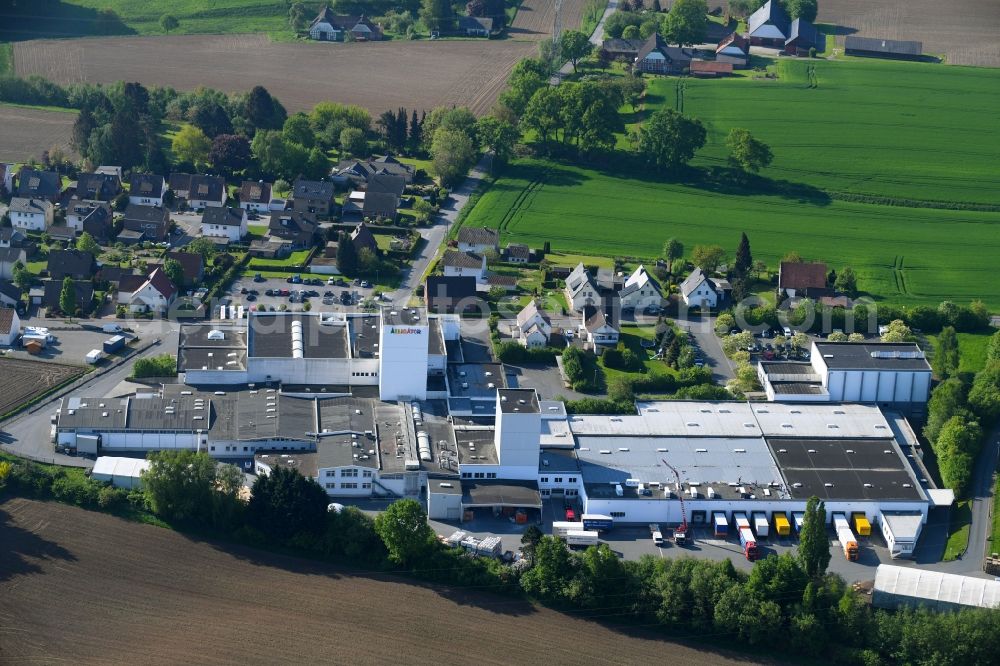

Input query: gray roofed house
[601,38,645,58]
[747,0,790,44]
[443,250,485,270]
[366,172,405,202]
[504,243,531,264]
[343,191,397,222]
[308,6,383,41]
[680,267,718,308]
[635,34,692,74]
[458,15,493,36]
[457,226,499,253]
[184,174,227,208]
[292,179,336,216]
[425,275,482,313]
[16,168,61,201]
[42,279,93,313]
[332,155,415,186]
[75,171,122,201]
[239,180,272,207]
[129,173,166,205]
[0,280,21,307]
[201,206,245,227]
[122,204,170,242]
[47,249,95,281]
[582,304,619,346]
[268,211,317,249]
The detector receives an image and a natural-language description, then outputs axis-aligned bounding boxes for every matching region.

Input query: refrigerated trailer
[581,514,614,531]
[738,527,758,561]
[565,530,600,548]
[834,514,859,561]
[712,512,729,537]
[792,512,805,534]
[552,521,585,537]
[773,512,791,536]
[733,512,751,532]
[752,512,769,538]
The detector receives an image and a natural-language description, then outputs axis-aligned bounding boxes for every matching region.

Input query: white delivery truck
[85,349,103,364]
[552,521,585,538]
[649,524,665,546]
[752,512,770,538]
[565,530,600,548]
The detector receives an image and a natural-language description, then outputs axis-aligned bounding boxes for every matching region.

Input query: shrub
[97,485,128,509]
[496,341,556,364]
[132,353,177,378]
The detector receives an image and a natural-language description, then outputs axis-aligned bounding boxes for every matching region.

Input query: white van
[650,523,665,546]
[102,323,124,334]
[782,326,792,337]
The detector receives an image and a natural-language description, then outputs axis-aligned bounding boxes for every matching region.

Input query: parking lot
[225,274,384,314]
[1,325,136,366]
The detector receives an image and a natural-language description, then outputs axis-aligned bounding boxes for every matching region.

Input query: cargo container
[712,512,729,537]
[565,530,600,548]
[752,512,770,538]
[103,335,126,354]
[733,512,751,531]
[852,513,872,537]
[773,512,791,536]
[552,521,584,537]
[738,527,758,561]
[792,512,805,534]
[85,349,103,364]
[582,514,614,531]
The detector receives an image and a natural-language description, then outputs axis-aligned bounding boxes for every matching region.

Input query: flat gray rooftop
[462,481,541,507]
[348,314,380,358]
[769,437,923,501]
[814,342,931,371]
[256,451,318,479]
[382,306,426,327]
[317,396,378,434]
[498,389,539,413]
[179,324,247,350]
[772,382,826,395]
[448,363,506,399]
[428,317,445,355]
[455,428,499,465]
[760,362,816,375]
[249,314,348,359]
[317,434,379,469]
[179,347,247,372]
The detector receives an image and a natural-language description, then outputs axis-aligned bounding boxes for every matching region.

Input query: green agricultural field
[462,158,1000,308]
[661,59,1000,207]
[1,1,295,39]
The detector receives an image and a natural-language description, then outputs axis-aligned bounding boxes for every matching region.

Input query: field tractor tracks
[498,175,547,234]
[892,255,909,295]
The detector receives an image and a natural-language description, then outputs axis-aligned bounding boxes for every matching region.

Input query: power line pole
[552,0,563,44]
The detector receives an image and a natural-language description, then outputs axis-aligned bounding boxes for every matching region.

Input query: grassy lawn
[247,249,311,269]
[24,1,296,38]
[990,476,1000,557]
[0,42,12,76]
[927,331,996,374]
[943,500,973,561]
[656,58,1000,207]
[544,252,615,270]
[247,224,269,237]
[601,326,676,384]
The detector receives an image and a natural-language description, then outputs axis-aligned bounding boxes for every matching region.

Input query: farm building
[757,342,932,406]
[308,7,383,41]
[779,261,828,298]
[746,0,819,54]
[634,34,692,75]
[458,16,493,37]
[91,456,151,490]
[690,60,733,76]
[845,36,923,61]
[873,566,1000,611]
[717,33,750,67]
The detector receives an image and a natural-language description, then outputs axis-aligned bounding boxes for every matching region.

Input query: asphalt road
[675,313,735,382]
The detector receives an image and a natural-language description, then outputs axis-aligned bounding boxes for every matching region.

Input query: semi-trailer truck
[833,514,859,561]
[738,527,758,561]
[552,521,584,537]
[752,512,770,538]
[712,512,729,537]
[581,514,613,532]
[733,512,751,532]
[565,530,600,548]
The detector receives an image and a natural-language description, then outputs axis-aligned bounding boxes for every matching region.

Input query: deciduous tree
[430,127,476,187]
[560,30,593,74]
[374,498,437,566]
[663,0,709,45]
[209,134,252,175]
[171,124,211,167]
[727,127,773,174]
[247,465,329,541]
[798,496,830,578]
[76,231,100,255]
[691,244,726,273]
[636,108,706,172]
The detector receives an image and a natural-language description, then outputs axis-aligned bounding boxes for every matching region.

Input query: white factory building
[758,342,932,409]
[56,320,945,556]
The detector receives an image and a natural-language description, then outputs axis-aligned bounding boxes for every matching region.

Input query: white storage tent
[91,456,151,490]
[873,565,1000,611]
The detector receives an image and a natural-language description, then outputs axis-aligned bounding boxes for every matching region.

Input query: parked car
[253,273,265,282]
[246,294,257,302]
[565,506,577,521]
[360,280,371,288]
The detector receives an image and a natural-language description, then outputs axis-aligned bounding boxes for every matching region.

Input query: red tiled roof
[145,267,177,300]
[779,262,828,290]
[690,60,733,74]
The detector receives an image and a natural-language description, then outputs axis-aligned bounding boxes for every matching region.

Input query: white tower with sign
[378,307,429,400]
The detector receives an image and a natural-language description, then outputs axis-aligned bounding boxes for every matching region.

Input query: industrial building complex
[54,309,944,558]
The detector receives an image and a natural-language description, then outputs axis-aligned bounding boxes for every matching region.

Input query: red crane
[662,458,689,545]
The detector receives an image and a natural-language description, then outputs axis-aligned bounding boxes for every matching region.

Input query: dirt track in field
[819,0,1000,67]
[0,104,77,162]
[510,0,586,40]
[0,498,756,665]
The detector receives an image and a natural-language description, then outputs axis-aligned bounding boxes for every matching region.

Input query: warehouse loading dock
[461,481,542,523]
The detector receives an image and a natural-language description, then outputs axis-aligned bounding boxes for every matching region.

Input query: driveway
[674,313,734,382]
[552,0,618,83]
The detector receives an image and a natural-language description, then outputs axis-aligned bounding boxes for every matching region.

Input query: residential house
[268,211,317,250]
[0,308,20,346]
[42,279,93,314]
[75,171,122,201]
[0,281,21,309]
[122,204,170,243]
[161,251,204,287]
[47,249,96,281]
[704,20,733,43]
[0,229,32,257]
[458,16,493,37]
[424,275,481,314]
[95,165,123,180]
[601,38,645,59]
[442,250,486,281]
[457,227,499,255]
[292,179,336,217]
[367,173,405,204]
[350,221,379,256]
[239,181,273,214]
[331,155,415,187]
[168,173,193,200]
[618,265,662,311]
[716,33,750,68]
[47,225,79,244]
[504,243,531,264]
[778,261,828,298]
[342,190,398,223]
[581,305,620,347]
[9,197,53,232]
[15,168,61,201]
[0,247,26,280]
[635,34,692,75]
[308,7,383,41]
[844,36,923,61]
[65,198,113,240]
[188,175,227,210]
[564,262,600,312]
[128,174,167,207]
[95,266,134,287]
[201,206,248,243]
[746,0,818,54]
[679,268,718,308]
[118,267,176,314]
[516,300,552,348]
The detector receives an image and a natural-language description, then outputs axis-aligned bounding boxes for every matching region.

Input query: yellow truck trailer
[852,513,871,537]
[773,512,791,536]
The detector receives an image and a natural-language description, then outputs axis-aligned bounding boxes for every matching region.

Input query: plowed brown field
[0,357,84,417]
[0,498,756,665]
[0,104,77,162]
[819,0,1000,67]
